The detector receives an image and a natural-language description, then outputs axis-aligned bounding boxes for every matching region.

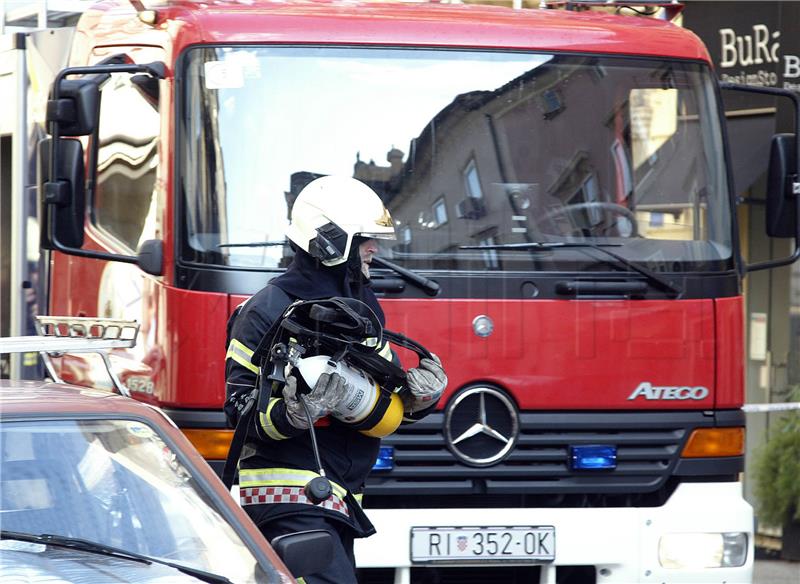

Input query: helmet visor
[358,231,396,241]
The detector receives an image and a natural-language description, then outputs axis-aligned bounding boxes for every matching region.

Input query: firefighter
[224,176,447,583]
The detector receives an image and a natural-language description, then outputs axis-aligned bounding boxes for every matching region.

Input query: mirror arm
[45,213,140,264]
[52,61,166,91]
[85,92,102,216]
[721,82,800,272]
[745,191,800,272]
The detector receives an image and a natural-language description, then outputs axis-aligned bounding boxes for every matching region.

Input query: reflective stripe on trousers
[239,468,348,499]
[238,468,363,517]
[240,486,350,517]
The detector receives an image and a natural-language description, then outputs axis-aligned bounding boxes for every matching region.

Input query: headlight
[658,532,748,569]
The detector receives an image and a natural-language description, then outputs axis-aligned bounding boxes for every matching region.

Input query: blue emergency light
[570,445,617,470]
[372,446,394,471]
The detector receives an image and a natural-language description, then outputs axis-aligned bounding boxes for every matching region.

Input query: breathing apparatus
[250,296,432,503]
[293,356,395,429]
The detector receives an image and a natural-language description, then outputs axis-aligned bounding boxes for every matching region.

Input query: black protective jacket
[224,249,436,536]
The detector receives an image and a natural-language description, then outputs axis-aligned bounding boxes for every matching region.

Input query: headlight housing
[658,532,748,569]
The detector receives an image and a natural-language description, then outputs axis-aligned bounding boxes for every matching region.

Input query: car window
[0,418,278,583]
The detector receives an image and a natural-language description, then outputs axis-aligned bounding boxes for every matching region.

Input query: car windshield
[0,419,271,584]
[180,47,733,274]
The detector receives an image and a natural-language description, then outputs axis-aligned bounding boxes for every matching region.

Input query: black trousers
[247,507,358,584]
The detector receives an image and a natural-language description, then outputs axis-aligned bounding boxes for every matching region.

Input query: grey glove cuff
[283,376,311,429]
[405,354,447,414]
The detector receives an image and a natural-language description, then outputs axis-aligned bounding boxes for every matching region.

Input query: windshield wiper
[0,531,233,584]
[459,242,681,297]
[370,256,440,297]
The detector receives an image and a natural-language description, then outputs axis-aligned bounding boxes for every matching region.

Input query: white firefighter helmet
[286,176,396,266]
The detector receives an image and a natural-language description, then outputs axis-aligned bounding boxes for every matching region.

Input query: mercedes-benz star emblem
[444,386,519,467]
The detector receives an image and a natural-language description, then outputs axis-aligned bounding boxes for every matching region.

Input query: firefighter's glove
[283,372,348,429]
[404,354,447,414]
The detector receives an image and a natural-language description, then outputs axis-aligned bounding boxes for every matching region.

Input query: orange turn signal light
[182,428,234,460]
[681,427,745,458]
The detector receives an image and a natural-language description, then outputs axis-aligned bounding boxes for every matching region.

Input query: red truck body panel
[229,294,744,410]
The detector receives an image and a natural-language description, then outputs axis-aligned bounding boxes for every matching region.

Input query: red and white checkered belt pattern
[239,486,350,517]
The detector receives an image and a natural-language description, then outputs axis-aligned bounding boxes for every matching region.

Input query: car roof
[0,380,170,419]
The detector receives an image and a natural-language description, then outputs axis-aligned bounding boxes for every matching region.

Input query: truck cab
[32,1,800,582]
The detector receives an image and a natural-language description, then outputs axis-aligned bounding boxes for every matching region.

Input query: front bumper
[354,481,754,583]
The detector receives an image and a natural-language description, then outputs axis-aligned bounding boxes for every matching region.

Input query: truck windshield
[180,47,733,274]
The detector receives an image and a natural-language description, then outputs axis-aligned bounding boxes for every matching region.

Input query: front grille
[364,410,731,509]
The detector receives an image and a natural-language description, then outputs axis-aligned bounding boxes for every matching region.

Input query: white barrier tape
[742,402,800,413]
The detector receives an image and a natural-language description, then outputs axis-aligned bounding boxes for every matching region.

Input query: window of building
[576,174,602,225]
[478,235,500,269]
[393,225,413,257]
[463,159,483,199]
[402,225,412,245]
[433,197,448,227]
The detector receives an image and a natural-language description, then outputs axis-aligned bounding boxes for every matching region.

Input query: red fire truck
[29,0,800,582]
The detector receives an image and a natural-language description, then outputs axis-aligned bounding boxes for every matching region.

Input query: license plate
[411,526,555,563]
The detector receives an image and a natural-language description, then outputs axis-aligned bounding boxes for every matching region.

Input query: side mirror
[47,78,104,136]
[270,530,333,579]
[38,137,86,249]
[765,134,798,238]
[721,81,800,271]
[38,60,167,272]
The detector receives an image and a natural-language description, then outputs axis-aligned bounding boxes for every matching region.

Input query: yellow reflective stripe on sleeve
[226,339,259,374]
[229,338,254,358]
[353,493,363,504]
[259,398,288,440]
[238,468,348,499]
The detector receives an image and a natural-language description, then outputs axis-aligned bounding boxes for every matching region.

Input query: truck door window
[90,48,163,253]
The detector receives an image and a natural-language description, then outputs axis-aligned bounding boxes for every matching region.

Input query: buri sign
[718,24,799,90]
[684,1,800,92]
